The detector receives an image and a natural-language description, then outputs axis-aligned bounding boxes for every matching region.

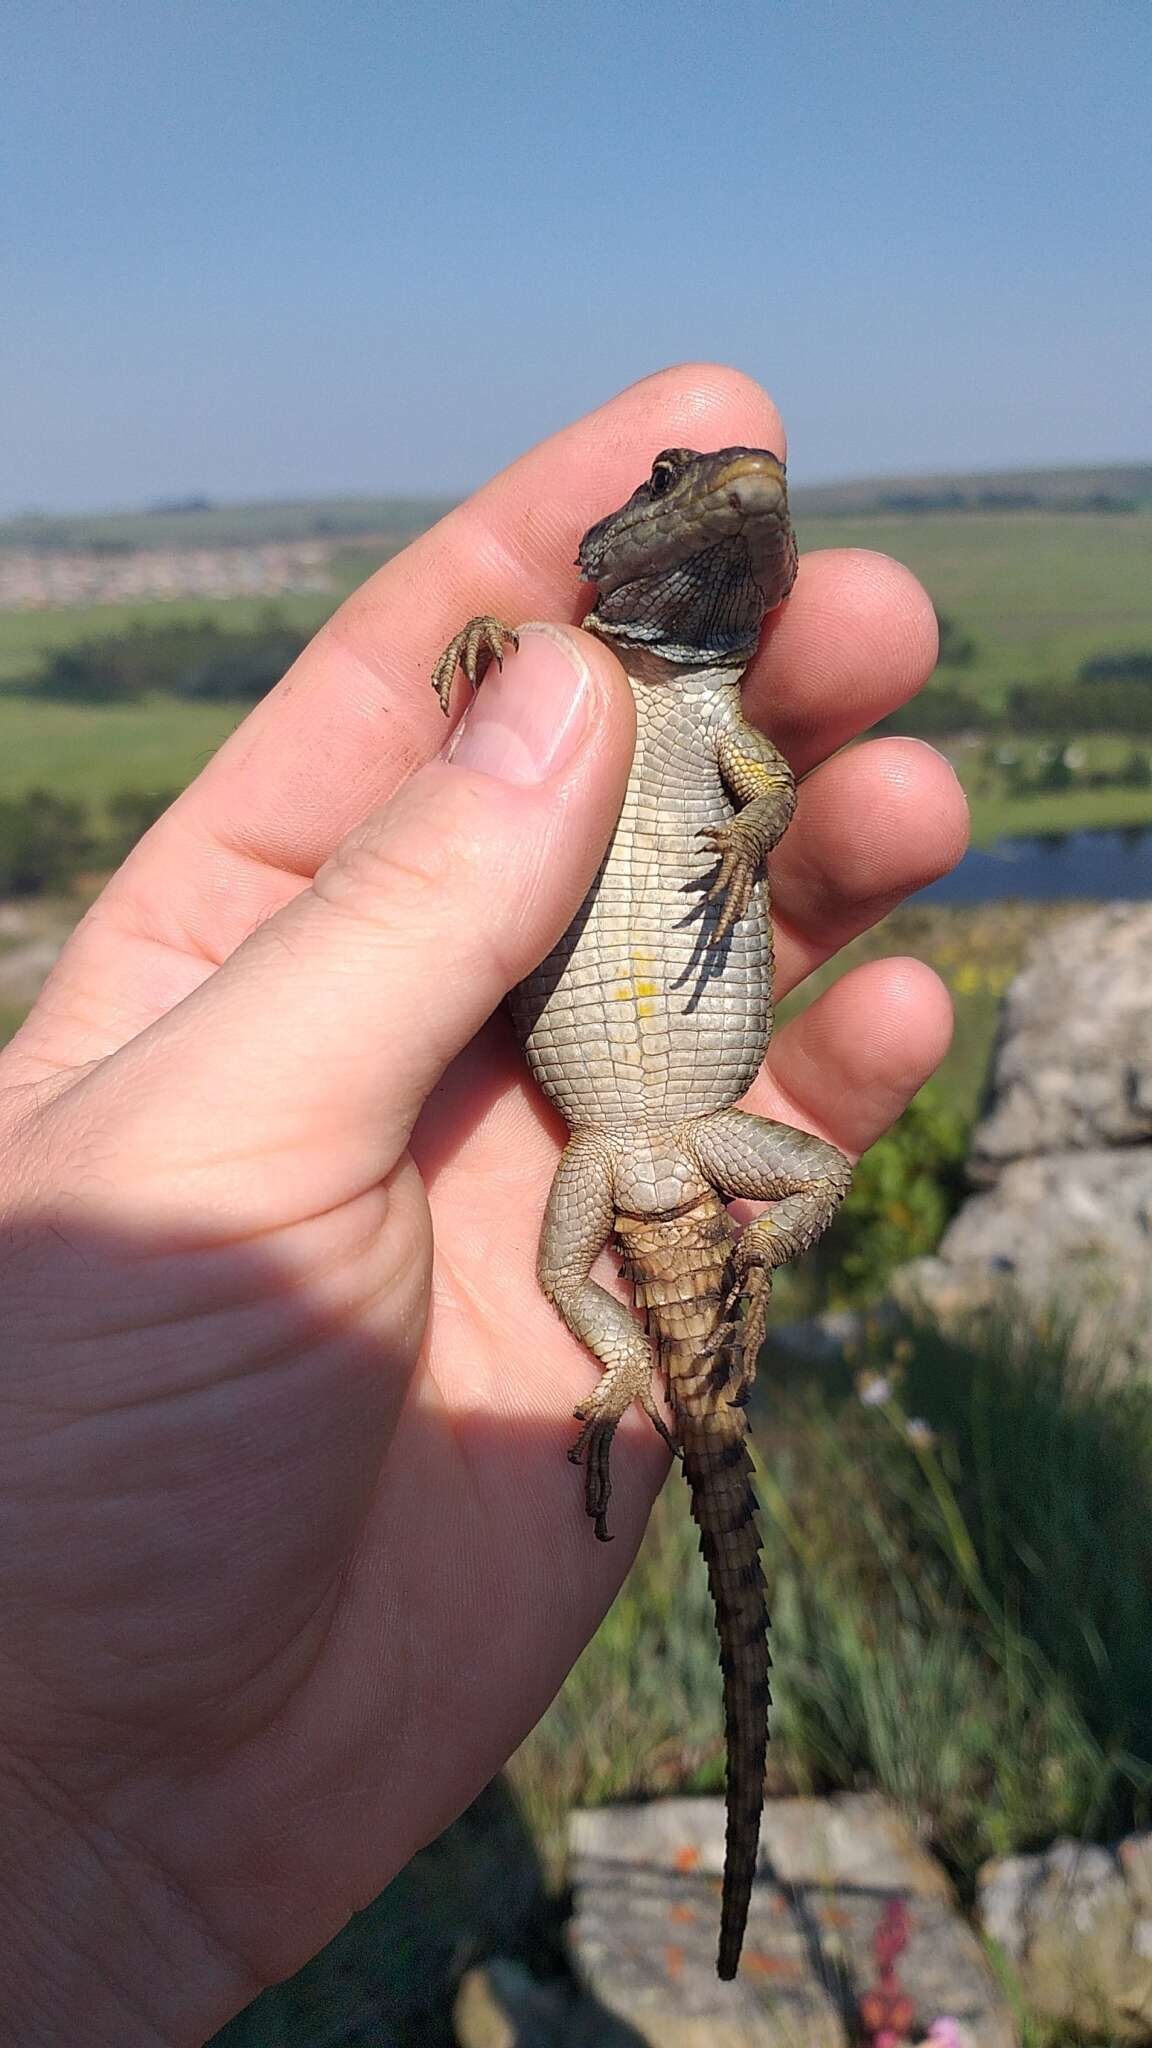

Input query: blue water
[919,827,1152,905]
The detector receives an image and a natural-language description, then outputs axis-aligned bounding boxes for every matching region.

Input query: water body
[919,827,1152,905]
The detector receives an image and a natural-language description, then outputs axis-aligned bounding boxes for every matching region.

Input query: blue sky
[3,0,1150,512]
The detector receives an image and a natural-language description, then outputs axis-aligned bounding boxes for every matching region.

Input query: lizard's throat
[584,535,769,668]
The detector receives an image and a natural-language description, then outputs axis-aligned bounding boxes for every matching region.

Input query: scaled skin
[435,446,853,1974]
[0,368,965,2045]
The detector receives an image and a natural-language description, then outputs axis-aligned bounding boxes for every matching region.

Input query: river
[919,827,1152,905]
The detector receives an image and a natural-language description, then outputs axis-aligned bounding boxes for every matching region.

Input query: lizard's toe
[569,1415,616,1541]
[431,616,519,712]
[697,821,759,943]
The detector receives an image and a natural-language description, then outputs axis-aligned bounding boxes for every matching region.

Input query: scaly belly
[510,759,774,1132]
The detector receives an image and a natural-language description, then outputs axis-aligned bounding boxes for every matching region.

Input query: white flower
[857,1372,892,1407]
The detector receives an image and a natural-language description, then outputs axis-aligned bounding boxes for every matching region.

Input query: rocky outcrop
[564,1794,1014,2047]
[896,905,1152,1364]
[979,1832,1152,2037]
[967,904,1152,1175]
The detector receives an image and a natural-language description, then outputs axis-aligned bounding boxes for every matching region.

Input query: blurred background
[4,3,1151,2042]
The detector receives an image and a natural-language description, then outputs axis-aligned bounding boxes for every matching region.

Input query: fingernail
[446,625,593,785]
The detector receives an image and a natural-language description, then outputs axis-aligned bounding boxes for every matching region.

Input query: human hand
[0,367,966,2044]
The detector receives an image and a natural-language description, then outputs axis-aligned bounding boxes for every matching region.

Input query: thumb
[64,626,634,1225]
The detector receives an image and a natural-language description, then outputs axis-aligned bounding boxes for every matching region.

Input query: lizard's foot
[431,616,519,715]
[569,1366,676,1541]
[699,1254,773,1405]
[697,819,762,943]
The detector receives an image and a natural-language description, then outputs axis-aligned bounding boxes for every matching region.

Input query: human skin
[0,367,967,2045]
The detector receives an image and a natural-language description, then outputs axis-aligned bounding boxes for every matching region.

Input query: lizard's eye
[649,459,676,498]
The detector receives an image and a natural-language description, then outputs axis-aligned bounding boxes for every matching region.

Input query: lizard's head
[577,447,797,665]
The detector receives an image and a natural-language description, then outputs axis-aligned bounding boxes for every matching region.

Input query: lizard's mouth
[695,449,788,510]
[645,449,790,551]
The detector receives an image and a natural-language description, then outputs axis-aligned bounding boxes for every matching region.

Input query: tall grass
[512,1314,1152,1891]
[898,1319,1152,1817]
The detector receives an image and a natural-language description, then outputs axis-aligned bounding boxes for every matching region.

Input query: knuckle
[315,820,456,929]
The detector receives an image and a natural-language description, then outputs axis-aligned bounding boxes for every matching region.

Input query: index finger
[114,365,787,934]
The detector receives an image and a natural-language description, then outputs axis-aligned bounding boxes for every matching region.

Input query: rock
[969,905,1152,1176]
[895,1149,1152,1370]
[569,1796,1014,2047]
[887,911,1152,1367]
[979,1833,1152,2036]
[889,1255,997,1324]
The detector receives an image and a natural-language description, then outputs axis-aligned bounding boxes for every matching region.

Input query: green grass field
[0,590,346,689]
[0,693,245,811]
[967,780,1152,841]
[794,508,1152,701]
[1,506,1150,841]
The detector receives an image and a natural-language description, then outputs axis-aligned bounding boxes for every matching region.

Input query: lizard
[432,445,852,1979]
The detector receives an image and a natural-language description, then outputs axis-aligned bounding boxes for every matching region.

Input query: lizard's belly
[510,704,774,1130]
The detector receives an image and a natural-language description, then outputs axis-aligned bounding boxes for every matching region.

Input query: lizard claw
[431,616,519,715]
[697,1258,773,1405]
[568,1414,616,1541]
[570,1370,677,1539]
[698,822,760,943]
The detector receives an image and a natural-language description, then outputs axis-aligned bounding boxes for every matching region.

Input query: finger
[47,630,634,1233]
[750,955,955,1159]
[745,547,939,773]
[769,737,969,996]
[118,364,786,915]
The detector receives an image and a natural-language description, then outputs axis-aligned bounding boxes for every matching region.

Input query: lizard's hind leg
[691,1109,852,1389]
[538,1134,675,1541]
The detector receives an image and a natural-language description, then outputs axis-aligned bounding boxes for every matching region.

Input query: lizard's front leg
[538,1134,676,1540]
[700,718,796,941]
[691,1109,852,1395]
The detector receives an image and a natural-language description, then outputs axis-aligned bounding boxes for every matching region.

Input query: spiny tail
[616,1193,770,1981]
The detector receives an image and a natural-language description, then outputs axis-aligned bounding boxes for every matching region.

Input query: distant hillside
[789,463,1152,517]
[2,464,1149,554]
[0,497,454,554]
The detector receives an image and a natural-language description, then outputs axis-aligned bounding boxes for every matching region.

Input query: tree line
[0,787,176,895]
[877,645,1152,739]
[27,613,310,704]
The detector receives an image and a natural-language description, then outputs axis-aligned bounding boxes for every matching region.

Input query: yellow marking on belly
[614,969,660,1008]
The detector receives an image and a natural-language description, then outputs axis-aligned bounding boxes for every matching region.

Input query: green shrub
[1120,747,1152,789]
[874,681,990,736]
[31,613,307,704]
[0,784,182,894]
[0,789,93,894]
[809,1087,969,1304]
[936,611,978,668]
[1009,678,1152,735]
[1078,649,1152,688]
